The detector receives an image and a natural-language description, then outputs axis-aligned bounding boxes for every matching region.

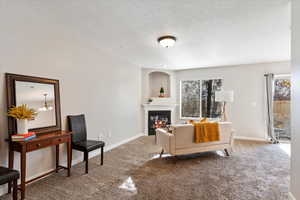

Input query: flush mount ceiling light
[158,35,177,48]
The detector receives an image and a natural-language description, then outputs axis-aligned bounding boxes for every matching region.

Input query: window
[181,80,201,118]
[180,79,223,119]
[201,79,223,118]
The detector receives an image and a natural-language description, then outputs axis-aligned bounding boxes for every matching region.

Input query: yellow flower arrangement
[7,104,37,120]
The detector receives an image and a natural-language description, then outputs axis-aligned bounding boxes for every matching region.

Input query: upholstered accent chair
[156,122,234,156]
[67,114,105,174]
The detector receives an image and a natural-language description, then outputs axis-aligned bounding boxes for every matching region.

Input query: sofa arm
[156,128,175,155]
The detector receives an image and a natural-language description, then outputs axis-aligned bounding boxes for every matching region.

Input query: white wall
[0,1,141,196]
[291,0,300,198]
[175,62,290,139]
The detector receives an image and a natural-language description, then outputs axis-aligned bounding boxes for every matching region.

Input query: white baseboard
[0,133,143,197]
[105,133,144,152]
[289,192,296,200]
[234,136,268,142]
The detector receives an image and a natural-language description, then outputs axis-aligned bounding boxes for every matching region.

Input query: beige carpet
[1,136,290,200]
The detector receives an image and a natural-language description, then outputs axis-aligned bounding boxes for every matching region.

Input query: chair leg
[224,148,230,156]
[8,181,11,193]
[70,147,73,167]
[159,149,164,158]
[101,147,104,166]
[84,152,89,174]
[12,179,18,200]
[173,155,178,164]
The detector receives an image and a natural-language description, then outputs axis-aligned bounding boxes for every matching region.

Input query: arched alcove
[149,71,171,97]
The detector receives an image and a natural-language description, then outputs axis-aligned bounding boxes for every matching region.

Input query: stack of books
[11,132,36,141]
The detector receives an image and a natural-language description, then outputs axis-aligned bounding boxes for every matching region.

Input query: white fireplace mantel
[142,104,177,135]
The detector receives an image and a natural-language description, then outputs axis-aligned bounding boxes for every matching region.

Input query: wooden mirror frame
[6,73,62,136]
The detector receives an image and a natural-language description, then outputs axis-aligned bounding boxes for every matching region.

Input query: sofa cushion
[172,122,232,149]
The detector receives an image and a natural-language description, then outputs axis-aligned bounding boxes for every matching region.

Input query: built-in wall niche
[149,71,170,97]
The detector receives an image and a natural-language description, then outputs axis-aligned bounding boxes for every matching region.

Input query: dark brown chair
[67,114,105,173]
[0,167,19,200]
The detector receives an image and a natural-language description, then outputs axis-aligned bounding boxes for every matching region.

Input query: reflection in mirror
[15,81,56,129]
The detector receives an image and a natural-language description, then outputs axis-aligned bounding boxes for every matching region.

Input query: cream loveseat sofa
[156,122,234,156]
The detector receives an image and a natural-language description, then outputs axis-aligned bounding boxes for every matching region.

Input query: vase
[17,119,29,134]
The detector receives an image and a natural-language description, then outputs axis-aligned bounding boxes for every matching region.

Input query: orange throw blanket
[193,122,220,143]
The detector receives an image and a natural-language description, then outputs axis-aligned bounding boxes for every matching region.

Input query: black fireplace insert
[148,110,171,136]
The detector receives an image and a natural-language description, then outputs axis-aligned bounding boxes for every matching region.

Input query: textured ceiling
[1,0,291,70]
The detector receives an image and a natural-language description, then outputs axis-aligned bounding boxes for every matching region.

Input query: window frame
[179,79,202,120]
[179,78,223,120]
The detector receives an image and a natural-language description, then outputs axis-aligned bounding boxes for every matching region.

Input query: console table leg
[8,144,14,194]
[12,179,18,200]
[56,145,59,173]
[67,141,71,177]
[20,146,26,200]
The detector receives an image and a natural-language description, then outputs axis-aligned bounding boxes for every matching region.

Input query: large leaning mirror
[6,73,61,135]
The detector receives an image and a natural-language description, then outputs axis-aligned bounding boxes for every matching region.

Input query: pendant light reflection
[38,93,53,112]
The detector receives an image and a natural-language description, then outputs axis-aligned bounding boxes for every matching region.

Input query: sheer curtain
[265,73,278,143]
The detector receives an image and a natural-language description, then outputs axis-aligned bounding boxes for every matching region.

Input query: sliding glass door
[273,75,291,141]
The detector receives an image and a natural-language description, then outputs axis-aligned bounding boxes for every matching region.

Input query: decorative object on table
[148,98,153,103]
[11,132,36,142]
[215,90,234,122]
[7,104,37,134]
[159,87,165,97]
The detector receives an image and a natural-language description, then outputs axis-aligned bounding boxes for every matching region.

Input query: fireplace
[143,104,176,136]
[148,110,171,135]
